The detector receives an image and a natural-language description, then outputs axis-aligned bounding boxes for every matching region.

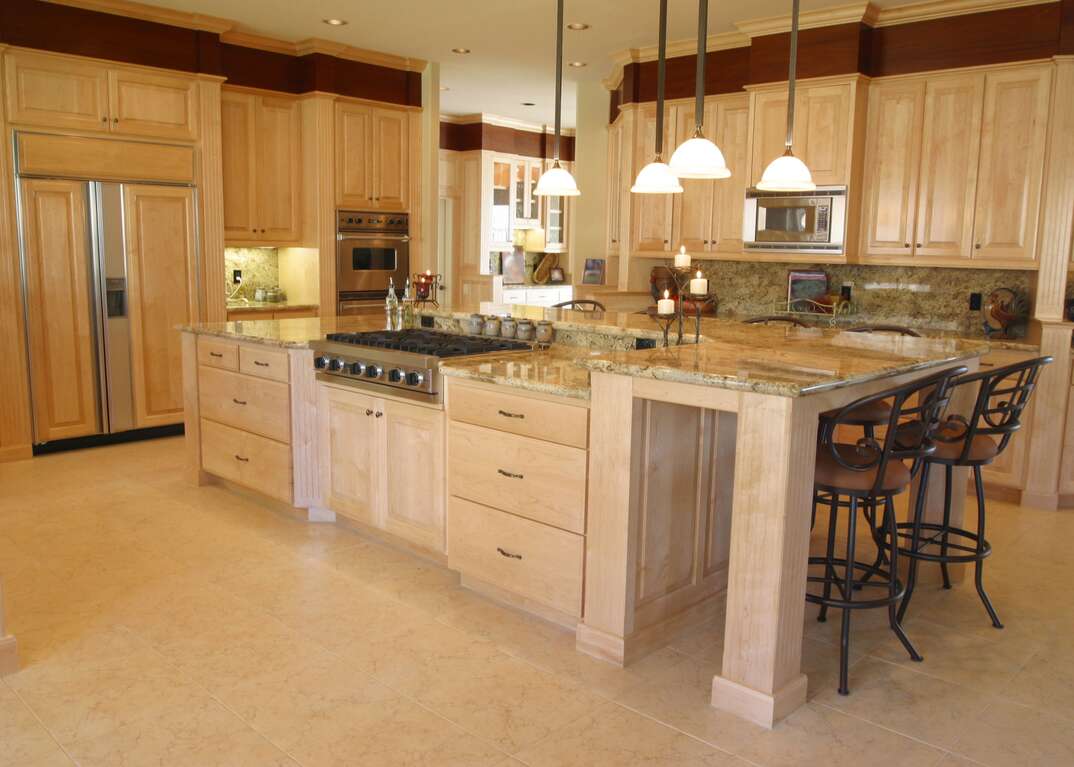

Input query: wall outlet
[232,269,242,284]
[969,292,983,311]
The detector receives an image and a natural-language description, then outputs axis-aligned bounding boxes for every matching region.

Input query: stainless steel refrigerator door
[93,182,135,434]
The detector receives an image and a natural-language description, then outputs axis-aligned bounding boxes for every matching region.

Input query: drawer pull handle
[497,469,523,480]
[497,547,523,560]
[497,409,525,419]
[234,454,249,462]
[253,360,270,367]
[209,351,224,358]
[366,408,374,416]
[232,398,247,405]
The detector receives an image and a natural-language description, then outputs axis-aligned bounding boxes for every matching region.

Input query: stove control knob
[405,371,424,387]
[388,368,404,383]
[314,355,329,370]
[348,361,366,376]
[366,364,382,379]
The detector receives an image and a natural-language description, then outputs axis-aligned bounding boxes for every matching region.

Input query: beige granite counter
[435,345,597,400]
[179,315,386,347]
[225,300,319,313]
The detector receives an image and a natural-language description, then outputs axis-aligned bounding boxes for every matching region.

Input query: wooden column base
[710,672,807,729]
[0,634,17,676]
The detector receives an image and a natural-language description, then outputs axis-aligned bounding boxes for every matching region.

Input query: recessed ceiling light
[451,47,471,54]
[322,18,347,26]
[567,22,589,30]
[521,101,536,106]
[569,61,587,68]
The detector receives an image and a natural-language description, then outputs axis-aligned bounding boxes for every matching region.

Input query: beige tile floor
[1,437,1072,766]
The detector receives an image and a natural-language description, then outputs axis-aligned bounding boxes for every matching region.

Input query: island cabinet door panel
[317,384,383,526]
[382,400,445,553]
[632,104,676,253]
[372,108,409,211]
[914,73,985,260]
[711,97,750,253]
[860,79,926,258]
[254,96,301,241]
[672,103,715,252]
[971,67,1051,264]
[336,103,373,207]
[123,184,197,428]
[107,69,198,141]
[220,91,258,240]
[19,179,100,442]
[4,50,109,132]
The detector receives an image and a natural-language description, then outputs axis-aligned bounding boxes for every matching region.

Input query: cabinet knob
[663,239,669,244]
[916,243,922,248]
[101,116,108,123]
[975,243,981,250]
[112,117,118,125]
[375,411,383,418]
[365,409,373,416]
[904,243,910,248]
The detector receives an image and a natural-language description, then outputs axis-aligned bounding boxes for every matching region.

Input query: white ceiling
[133,0,904,127]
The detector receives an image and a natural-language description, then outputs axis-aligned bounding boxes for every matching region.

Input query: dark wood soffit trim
[1062,0,1074,53]
[749,23,866,84]
[439,122,576,161]
[0,0,421,107]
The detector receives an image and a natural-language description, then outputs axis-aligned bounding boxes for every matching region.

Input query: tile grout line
[2,674,79,766]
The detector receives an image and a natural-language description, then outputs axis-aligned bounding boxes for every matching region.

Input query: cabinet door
[489,158,513,249]
[123,184,197,428]
[632,103,676,253]
[860,80,926,258]
[914,73,984,260]
[605,120,622,253]
[797,83,850,186]
[749,89,789,185]
[382,400,445,553]
[4,50,109,132]
[220,91,258,241]
[19,179,100,442]
[712,96,750,253]
[317,384,383,525]
[371,108,409,211]
[673,103,714,252]
[254,95,301,241]
[108,68,198,140]
[972,67,1051,264]
[336,103,373,207]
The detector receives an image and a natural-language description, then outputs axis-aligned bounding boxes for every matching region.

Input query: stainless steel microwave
[742,186,847,254]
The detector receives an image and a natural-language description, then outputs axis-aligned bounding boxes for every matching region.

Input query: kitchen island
[180,306,988,730]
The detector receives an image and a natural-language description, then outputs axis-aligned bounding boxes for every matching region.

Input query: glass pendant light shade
[535,161,580,196]
[757,149,815,192]
[631,160,683,194]
[669,135,730,179]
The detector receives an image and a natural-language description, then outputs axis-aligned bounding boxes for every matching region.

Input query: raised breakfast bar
[180,308,989,730]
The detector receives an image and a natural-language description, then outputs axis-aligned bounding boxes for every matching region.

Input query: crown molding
[440,113,575,137]
[734,2,879,37]
[869,0,1055,27]
[603,30,749,90]
[45,0,234,33]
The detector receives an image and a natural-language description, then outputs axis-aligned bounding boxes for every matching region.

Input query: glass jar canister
[535,320,554,344]
[500,317,518,338]
[482,316,501,336]
[516,319,535,341]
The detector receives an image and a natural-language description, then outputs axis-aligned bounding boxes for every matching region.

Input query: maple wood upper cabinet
[4,49,197,141]
[336,101,411,211]
[220,89,301,243]
[632,102,677,254]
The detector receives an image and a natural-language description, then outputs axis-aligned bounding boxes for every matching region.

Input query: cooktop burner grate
[324,329,531,358]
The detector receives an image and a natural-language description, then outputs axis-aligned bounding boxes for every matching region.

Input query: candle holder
[412,272,443,308]
[686,293,716,344]
[667,266,699,345]
[651,312,678,348]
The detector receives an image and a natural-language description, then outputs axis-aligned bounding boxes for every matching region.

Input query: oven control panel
[336,210,409,234]
[313,351,434,397]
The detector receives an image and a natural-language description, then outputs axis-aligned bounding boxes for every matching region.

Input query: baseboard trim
[0,635,18,676]
[0,445,32,463]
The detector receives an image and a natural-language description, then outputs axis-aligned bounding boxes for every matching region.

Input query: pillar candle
[690,270,708,295]
[657,289,675,315]
[673,245,691,269]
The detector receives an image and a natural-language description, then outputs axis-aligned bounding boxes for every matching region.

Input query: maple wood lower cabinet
[445,377,590,624]
[317,382,446,554]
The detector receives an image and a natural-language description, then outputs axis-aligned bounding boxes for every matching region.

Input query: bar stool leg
[838,496,858,695]
[885,495,922,663]
[940,464,953,589]
[818,493,840,624]
[897,471,930,625]
[973,466,1003,629]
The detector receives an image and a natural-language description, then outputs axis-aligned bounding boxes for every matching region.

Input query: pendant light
[756,0,815,192]
[631,0,682,194]
[534,0,580,197]
[668,0,730,179]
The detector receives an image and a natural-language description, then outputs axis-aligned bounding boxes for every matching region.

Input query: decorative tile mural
[224,248,279,300]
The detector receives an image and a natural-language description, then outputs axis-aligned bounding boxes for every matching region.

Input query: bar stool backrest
[819,365,967,496]
[743,315,806,327]
[940,356,1053,461]
[552,299,606,311]
[846,325,921,337]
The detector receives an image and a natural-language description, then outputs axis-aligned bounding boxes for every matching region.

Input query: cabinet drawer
[239,344,290,382]
[201,419,292,503]
[448,496,583,617]
[197,337,239,370]
[198,366,290,443]
[449,421,586,533]
[449,381,588,448]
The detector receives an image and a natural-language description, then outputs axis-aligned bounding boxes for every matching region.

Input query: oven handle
[336,233,410,242]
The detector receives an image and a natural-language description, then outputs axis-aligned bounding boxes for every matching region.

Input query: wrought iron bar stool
[552,299,606,311]
[834,326,922,439]
[894,356,1052,628]
[810,364,965,695]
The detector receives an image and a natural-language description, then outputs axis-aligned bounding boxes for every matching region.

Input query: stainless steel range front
[311,329,532,403]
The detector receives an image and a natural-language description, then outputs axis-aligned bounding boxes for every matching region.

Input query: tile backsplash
[684,261,1035,337]
[225,247,279,300]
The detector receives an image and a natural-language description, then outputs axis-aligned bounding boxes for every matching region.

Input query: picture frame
[582,258,605,285]
[549,266,566,284]
[787,270,828,312]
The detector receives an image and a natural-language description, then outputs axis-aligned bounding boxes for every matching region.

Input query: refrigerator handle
[104,277,127,318]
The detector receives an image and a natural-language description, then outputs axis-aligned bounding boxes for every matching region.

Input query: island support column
[711,391,820,728]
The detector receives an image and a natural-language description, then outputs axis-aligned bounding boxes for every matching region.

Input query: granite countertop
[179,315,387,347]
[575,324,989,398]
[226,300,319,313]
[436,345,597,401]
